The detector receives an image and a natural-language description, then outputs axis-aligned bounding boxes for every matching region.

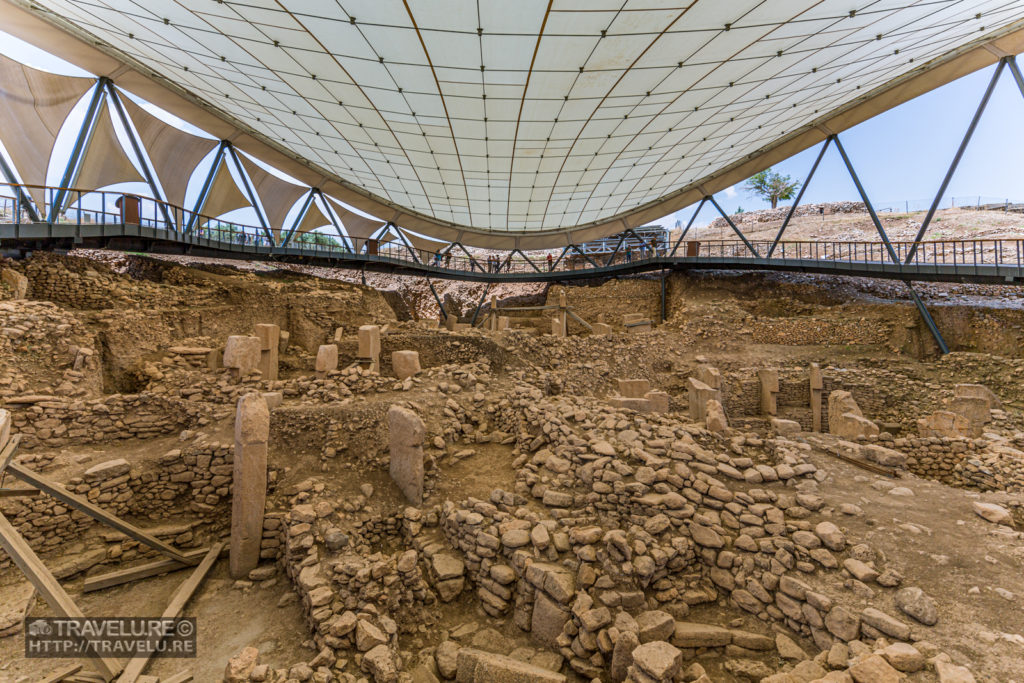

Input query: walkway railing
[2,182,1024,279]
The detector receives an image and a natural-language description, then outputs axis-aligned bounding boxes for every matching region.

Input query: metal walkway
[3,220,1024,286]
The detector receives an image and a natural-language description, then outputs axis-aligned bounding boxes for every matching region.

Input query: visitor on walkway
[625,245,632,262]
[547,253,553,271]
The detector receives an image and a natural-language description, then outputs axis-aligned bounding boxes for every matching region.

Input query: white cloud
[724,185,737,198]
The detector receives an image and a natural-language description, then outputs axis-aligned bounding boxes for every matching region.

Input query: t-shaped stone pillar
[388,405,425,505]
[758,368,779,416]
[224,335,261,382]
[687,377,721,422]
[254,324,280,382]
[809,363,823,432]
[358,324,381,372]
[230,392,269,578]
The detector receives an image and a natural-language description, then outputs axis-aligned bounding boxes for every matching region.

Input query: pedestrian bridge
[1,184,1023,286]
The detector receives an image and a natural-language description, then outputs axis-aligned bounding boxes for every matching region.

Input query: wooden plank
[0,512,122,681]
[83,547,223,593]
[115,543,222,683]
[0,487,41,498]
[39,664,82,682]
[7,462,198,566]
[566,310,593,331]
[0,433,23,479]
[160,671,193,683]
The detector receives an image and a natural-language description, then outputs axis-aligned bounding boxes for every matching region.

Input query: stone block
[315,344,338,374]
[644,390,670,413]
[278,330,289,353]
[254,324,280,381]
[609,397,650,413]
[550,317,565,337]
[953,383,1000,409]
[388,405,425,505]
[592,322,612,335]
[758,368,779,416]
[456,648,565,683]
[530,592,570,648]
[770,417,800,435]
[261,391,283,410]
[358,324,381,360]
[231,393,269,579]
[224,335,261,378]
[671,622,732,648]
[1,268,28,299]
[84,458,130,482]
[917,410,968,438]
[618,379,651,398]
[392,350,421,380]
[705,399,728,432]
[687,377,720,422]
[694,364,722,389]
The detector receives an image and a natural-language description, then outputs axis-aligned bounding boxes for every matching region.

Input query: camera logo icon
[28,620,52,636]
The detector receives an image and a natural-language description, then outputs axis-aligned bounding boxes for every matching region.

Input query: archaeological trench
[1,251,1024,683]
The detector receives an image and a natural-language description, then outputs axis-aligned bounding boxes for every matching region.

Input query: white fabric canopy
[0,52,94,208]
[199,157,251,220]
[69,104,144,200]
[120,94,216,209]
[17,0,1024,242]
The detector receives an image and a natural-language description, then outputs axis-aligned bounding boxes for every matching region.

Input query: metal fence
[2,182,1024,275]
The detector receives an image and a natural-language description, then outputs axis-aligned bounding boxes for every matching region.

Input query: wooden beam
[39,664,82,682]
[84,547,223,593]
[566,310,593,331]
[115,543,222,683]
[0,487,40,498]
[0,512,122,681]
[160,671,194,683]
[6,463,198,566]
[0,433,22,479]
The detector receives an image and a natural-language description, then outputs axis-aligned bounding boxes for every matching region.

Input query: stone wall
[5,393,203,451]
[0,441,280,572]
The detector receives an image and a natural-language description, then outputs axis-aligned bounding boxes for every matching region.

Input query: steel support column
[0,154,38,222]
[392,226,423,264]
[106,82,176,231]
[768,136,832,257]
[49,79,106,223]
[279,190,316,247]
[660,269,667,323]
[470,283,491,326]
[708,195,759,257]
[604,233,629,266]
[906,282,949,354]
[320,191,354,252]
[569,244,601,269]
[451,242,483,271]
[185,141,227,233]
[669,198,705,257]
[550,245,571,271]
[227,145,275,244]
[427,279,447,320]
[513,248,542,272]
[833,135,898,264]
[905,59,1005,263]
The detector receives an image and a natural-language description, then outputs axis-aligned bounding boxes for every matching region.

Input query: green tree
[295,231,340,248]
[744,168,800,209]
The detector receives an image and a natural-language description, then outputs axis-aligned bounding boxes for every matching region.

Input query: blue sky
[2,29,1022,235]
[674,61,1024,229]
